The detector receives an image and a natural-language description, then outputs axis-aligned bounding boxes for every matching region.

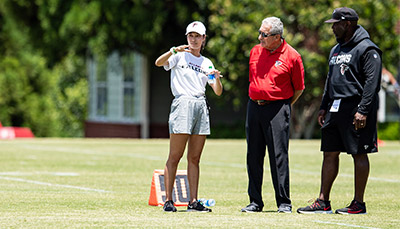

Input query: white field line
[0,176,111,193]
[15,144,400,184]
[0,172,79,176]
[314,220,381,229]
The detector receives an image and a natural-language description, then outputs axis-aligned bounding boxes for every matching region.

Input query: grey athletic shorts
[168,96,210,135]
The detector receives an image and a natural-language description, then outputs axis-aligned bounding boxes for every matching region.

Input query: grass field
[0,138,399,228]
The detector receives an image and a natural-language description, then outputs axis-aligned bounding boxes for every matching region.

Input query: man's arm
[358,49,382,115]
[354,48,382,129]
[291,90,303,105]
[290,55,305,105]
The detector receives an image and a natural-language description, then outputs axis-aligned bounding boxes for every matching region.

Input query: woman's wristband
[170,47,178,55]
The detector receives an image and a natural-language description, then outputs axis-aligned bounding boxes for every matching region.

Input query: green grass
[0,138,399,228]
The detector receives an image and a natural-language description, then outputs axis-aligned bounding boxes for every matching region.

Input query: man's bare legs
[352,154,369,202]
[319,151,340,201]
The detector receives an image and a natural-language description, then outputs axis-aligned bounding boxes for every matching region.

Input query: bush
[210,122,246,139]
[378,122,400,140]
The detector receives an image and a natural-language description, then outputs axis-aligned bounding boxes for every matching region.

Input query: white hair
[262,17,284,36]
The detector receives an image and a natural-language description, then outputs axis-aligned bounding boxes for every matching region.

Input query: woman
[155,21,223,212]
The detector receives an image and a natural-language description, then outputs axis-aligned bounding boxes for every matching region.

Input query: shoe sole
[278,210,292,213]
[297,210,333,214]
[241,210,261,213]
[335,211,367,215]
[186,209,211,212]
[163,209,177,212]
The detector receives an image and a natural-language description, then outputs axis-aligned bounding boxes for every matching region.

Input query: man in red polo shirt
[241,17,305,213]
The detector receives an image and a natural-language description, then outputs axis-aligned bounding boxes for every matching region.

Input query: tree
[0,0,399,138]
[204,0,400,138]
[0,0,203,136]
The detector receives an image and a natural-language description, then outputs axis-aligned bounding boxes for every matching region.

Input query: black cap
[325,7,359,23]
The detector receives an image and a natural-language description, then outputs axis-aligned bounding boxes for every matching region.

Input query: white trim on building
[87,50,149,138]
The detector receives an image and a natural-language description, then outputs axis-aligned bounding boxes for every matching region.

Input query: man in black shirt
[297,7,381,215]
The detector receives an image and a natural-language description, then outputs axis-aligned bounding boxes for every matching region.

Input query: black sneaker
[297,198,333,214]
[187,200,212,212]
[335,200,367,215]
[241,202,262,212]
[163,200,177,212]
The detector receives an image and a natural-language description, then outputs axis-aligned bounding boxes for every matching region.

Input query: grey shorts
[168,96,210,135]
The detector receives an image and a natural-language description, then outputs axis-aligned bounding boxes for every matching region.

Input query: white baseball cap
[185,21,206,35]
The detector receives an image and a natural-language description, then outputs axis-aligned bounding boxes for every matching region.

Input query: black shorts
[321,97,378,154]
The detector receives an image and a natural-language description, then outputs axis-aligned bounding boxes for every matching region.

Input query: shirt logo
[340,64,349,75]
[275,61,282,67]
[330,54,352,65]
[177,63,207,75]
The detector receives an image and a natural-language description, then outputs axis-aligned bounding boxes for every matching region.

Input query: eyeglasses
[258,30,277,38]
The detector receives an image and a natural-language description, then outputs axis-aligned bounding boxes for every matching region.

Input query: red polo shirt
[249,40,305,101]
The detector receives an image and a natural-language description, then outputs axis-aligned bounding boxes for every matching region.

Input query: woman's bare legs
[164,133,207,204]
[186,134,207,203]
[164,134,189,201]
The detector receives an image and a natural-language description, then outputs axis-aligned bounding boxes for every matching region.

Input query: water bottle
[208,66,215,84]
[199,198,216,207]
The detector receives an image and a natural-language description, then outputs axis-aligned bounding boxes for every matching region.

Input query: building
[84,50,245,138]
[85,51,150,138]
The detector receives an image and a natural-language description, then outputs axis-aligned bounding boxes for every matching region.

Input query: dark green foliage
[204,0,400,138]
[378,122,400,140]
[0,0,399,138]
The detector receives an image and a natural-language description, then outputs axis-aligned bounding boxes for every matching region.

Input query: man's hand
[353,112,367,130]
[318,110,327,127]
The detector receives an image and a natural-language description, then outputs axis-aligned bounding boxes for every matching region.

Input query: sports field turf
[0,138,399,228]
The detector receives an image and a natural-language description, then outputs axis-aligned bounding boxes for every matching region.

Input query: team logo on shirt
[330,53,352,65]
[340,63,349,75]
[275,60,282,67]
[178,62,207,75]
